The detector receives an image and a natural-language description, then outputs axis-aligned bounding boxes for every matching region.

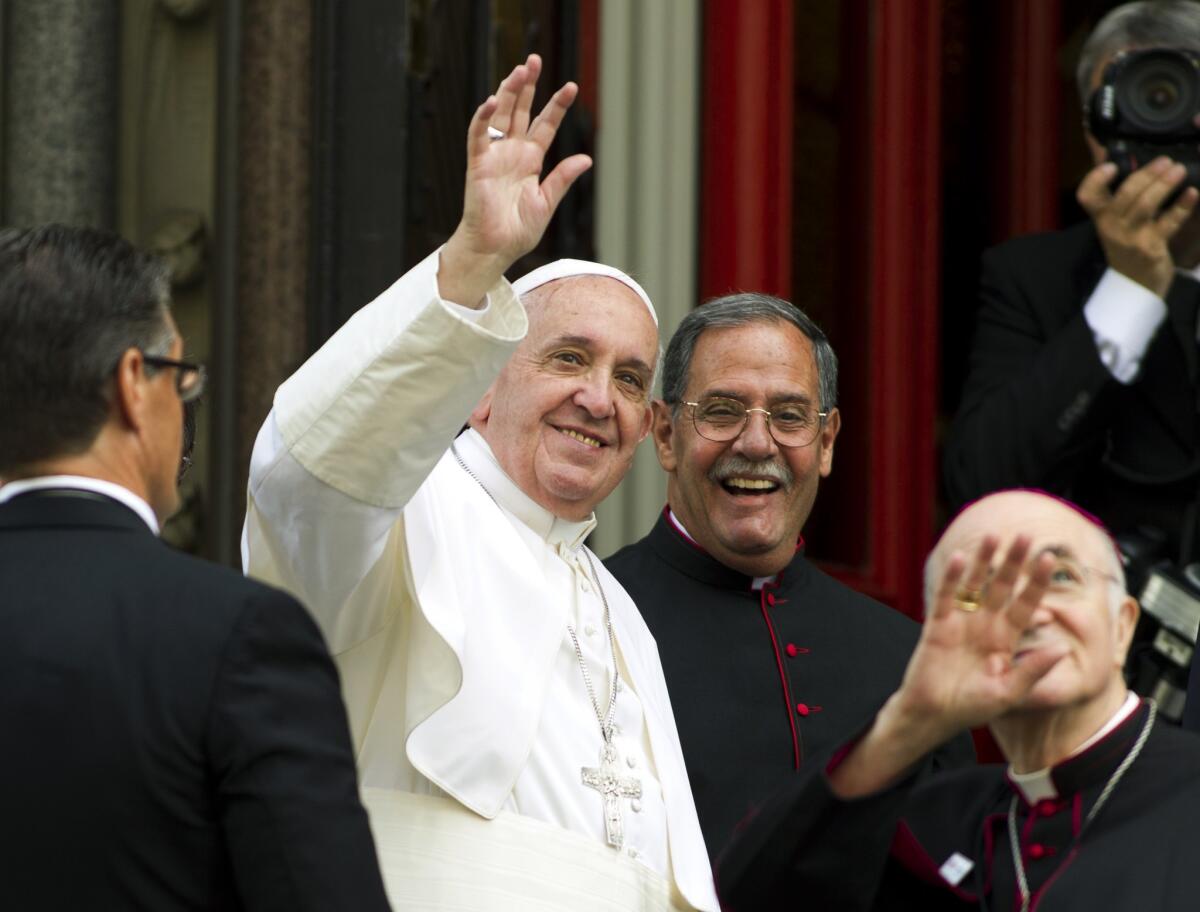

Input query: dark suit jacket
[0,489,390,911]
[944,221,1200,559]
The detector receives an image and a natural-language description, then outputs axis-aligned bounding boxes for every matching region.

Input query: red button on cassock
[795,703,810,716]
[766,593,777,606]
[786,643,798,657]
[1027,843,1046,860]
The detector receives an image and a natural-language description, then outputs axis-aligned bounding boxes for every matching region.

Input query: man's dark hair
[0,224,173,475]
[661,292,839,412]
[1077,0,1200,103]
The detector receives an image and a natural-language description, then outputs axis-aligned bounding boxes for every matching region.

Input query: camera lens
[1143,79,1180,112]
[1117,49,1198,133]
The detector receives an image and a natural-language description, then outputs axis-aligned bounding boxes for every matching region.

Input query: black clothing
[944,221,1200,564]
[606,512,974,860]
[718,701,1200,911]
[0,491,390,911]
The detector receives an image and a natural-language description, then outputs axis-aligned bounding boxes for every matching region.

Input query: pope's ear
[469,384,496,430]
[651,400,677,472]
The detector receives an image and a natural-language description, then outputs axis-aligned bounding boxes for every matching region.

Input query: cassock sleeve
[716,752,915,912]
[206,588,391,912]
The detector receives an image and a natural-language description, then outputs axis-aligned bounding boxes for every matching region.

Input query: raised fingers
[490,61,532,136]
[467,95,500,161]
[983,534,1032,613]
[1006,548,1054,633]
[510,54,542,137]
[961,535,998,601]
[539,152,593,215]
[931,549,970,621]
[527,82,580,153]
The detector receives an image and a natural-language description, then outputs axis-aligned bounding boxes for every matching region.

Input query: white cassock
[242,249,718,912]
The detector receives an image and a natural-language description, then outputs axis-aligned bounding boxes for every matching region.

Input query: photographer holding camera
[945,0,1200,727]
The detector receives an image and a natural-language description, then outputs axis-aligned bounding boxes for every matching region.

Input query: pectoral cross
[581,742,642,848]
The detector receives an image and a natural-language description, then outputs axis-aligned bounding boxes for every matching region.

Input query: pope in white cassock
[241,56,719,911]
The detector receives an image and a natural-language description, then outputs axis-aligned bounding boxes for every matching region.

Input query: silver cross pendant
[581,741,642,848]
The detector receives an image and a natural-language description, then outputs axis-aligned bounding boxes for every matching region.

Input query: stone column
[232,0,312,540]
[3,0,119,227]
[591,0,701,557]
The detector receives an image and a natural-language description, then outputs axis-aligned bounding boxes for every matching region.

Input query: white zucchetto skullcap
[511,258,658,326]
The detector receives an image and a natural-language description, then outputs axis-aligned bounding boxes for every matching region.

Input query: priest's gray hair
[1076,0,1200,104]
[661,293,838,412]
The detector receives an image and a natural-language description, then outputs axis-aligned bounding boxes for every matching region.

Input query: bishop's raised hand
[439,54,593,308]
[890,535,1067,742]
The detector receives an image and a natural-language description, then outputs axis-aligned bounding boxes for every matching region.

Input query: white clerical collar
[1007,691,1140,804]
[667,508,778,589]
[455,429,595,551]
[0,474,160,534]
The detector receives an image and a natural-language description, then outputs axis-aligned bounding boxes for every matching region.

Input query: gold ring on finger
[954,587,984,612]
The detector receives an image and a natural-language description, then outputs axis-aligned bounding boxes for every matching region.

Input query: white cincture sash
[364,789,696,911]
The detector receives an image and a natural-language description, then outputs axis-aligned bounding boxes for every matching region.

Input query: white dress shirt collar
[454,429,595,552]
[0,475,160,534]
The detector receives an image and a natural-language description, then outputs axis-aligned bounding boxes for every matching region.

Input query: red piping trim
[760,585,801,769]
[890,822,979,900]
[663,504,712,557]
[1029,846,1080,910]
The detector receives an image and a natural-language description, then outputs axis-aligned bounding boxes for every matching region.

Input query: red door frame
[1000,0,1062,238]
[700,0,943,620]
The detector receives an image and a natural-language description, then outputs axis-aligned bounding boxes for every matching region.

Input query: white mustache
[709,455,794,487]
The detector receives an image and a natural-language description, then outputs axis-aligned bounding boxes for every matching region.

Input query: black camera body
[1087,47,1200,188]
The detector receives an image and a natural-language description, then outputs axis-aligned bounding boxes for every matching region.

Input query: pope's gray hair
[660,292,838,412]
[1076,0,1200,104]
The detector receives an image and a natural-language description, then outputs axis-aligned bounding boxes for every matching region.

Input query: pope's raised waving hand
[438,54,592,308]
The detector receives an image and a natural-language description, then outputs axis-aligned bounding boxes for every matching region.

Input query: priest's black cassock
[716,700,1200,910]
[605,510,974,860]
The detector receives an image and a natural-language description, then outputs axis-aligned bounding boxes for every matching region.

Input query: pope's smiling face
[653,320,840,577]
[472,275,657,521]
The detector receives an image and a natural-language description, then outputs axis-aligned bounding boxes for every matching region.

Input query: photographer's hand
[1078,156,1199,298]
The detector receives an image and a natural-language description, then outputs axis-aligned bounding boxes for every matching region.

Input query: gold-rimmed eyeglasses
[682,396,828,448]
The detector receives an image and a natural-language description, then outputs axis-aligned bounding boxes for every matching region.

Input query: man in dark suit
[0,225,390,910]
[945,0,1200,578]
[606,293,973,862]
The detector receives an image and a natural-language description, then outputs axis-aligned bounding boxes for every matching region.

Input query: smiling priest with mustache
[607,293,974,861]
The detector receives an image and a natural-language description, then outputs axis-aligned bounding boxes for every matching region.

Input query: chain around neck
[450,442,623,745]
[1006,700,1156,912]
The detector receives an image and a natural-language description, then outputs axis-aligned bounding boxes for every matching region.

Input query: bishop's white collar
[454,428,596,552]
[0,474,160,534]
[1006,691,1140,804]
